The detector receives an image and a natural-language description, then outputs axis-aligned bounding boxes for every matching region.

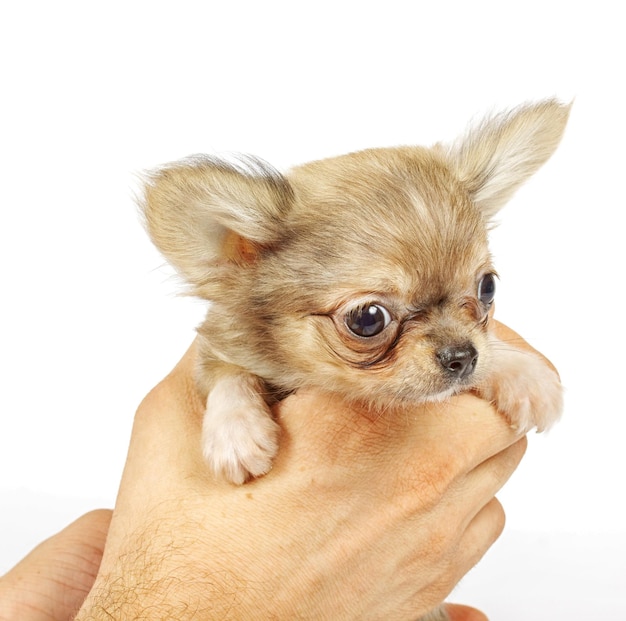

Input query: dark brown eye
[478,273,496,306]
[345,304,391,337]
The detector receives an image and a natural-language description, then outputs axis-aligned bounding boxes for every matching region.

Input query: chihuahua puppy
[143,100,567,621]
[142,100,566,495]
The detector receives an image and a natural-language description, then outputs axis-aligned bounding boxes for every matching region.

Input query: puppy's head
[142,100,570,407]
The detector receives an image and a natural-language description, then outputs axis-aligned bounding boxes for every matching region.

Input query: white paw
[202,374,280,485]
[481,343,563,434]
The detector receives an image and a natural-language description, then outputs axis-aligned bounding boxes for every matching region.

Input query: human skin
[0,510,484,621]
[0,321,546,620]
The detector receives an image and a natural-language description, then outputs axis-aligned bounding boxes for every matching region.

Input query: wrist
[73,527,255,621]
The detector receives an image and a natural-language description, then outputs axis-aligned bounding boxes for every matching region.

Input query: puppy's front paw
[480,344,563,434]
[202,374,280,484]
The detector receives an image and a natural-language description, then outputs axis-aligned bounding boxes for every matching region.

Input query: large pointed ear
[140,155,293,287]
[446,99,571,219]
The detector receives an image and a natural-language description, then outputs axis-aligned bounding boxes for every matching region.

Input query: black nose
[437,344,478,380]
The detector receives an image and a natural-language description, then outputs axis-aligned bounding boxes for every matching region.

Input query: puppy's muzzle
[437,344,478,380]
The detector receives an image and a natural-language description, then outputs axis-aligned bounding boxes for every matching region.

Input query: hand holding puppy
[71,321,533,621]
[137,100,567,621]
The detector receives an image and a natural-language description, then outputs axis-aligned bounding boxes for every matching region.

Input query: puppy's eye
[345,304,392,337]
[478,273,496,306]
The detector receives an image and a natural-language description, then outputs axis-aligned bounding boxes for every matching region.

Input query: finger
[417,499,504,617]
[454,436,527,532]
[462,497,506,564]
[451,497,506,585]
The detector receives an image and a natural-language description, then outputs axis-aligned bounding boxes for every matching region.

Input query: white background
[1,1,624,618]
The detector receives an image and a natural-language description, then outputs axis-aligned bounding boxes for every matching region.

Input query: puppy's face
[252,148,496,407]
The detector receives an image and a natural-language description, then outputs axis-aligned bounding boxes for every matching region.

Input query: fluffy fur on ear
[141,155,294,289]
[446,99,571,219]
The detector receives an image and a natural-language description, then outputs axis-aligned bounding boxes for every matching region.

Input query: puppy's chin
[405,378,478,405]
[422,385,464,403]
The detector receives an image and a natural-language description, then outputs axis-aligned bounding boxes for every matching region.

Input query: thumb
[0,509,112,621]
[445,603,489,621]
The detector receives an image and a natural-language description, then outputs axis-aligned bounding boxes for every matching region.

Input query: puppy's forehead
[290,146,480,229]
[287,146,491,293]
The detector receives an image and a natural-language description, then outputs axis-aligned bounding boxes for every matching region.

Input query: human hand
[0,513,486,621]
[70,320,535,620]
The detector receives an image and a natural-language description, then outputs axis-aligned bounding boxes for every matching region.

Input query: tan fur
[141,100,569,621]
